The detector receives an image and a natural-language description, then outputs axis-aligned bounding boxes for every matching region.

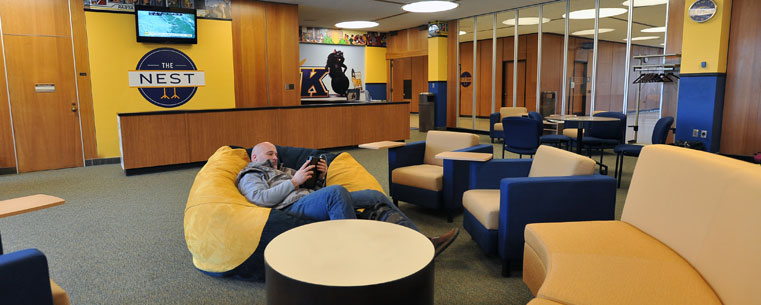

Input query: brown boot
[429,228,459,258]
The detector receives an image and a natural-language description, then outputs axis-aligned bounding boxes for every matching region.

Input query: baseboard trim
[85,158,121,166]
[0,167,16,175]
[124,161,206,176]
[445,127,489,135]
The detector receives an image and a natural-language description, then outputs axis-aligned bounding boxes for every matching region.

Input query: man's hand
[291,160,314,187]
[316,158,328,180]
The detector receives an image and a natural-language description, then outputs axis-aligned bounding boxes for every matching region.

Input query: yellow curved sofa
[523,145,761,305]
[184,146,385,280]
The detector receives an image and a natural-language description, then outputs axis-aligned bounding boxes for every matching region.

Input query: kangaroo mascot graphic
[326,50,350,96]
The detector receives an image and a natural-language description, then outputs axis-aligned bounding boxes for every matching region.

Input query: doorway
[568,61,588,115]
[1,2,84,172]
[502,60,526,108]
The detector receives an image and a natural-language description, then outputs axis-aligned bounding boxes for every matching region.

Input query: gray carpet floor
[0,130,634,304]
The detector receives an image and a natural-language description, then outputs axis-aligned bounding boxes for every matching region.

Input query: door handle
[71,102,78,112]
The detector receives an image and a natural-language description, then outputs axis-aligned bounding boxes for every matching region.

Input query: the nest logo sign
[128,48,205,108]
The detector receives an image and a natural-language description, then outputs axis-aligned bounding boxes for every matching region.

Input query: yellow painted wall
[86,11,235,158]
[681,0,733,74]
[364,46,387,83]
[427,36,447,82]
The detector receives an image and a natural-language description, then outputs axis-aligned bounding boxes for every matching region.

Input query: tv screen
[135,5,197,44]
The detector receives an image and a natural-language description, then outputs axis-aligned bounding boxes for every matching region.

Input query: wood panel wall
[232,0,268,108]
[232,1,298,108]
[386,27,428,59]
[721,0,761,155]
[119,103,410,169]
[410,56,428,112]
[264,2,299,107]
[0,38,14,168]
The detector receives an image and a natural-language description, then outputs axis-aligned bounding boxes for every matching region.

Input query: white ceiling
[268,0,551,32]
[269,0,669,48]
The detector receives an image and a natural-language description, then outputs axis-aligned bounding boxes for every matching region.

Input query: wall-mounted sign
[128,48,205,108]
[460,72,472,87]
[689,0,717,23]
[300,67,329,97]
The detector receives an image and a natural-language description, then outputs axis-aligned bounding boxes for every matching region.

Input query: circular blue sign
[135,48,198,108]
[460,71,472,87]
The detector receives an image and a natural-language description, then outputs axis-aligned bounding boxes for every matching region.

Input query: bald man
[236,142,458,256]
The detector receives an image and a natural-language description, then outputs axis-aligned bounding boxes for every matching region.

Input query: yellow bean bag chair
[184,146,384,280]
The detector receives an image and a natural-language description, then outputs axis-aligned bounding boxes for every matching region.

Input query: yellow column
[427,37,447,82]
[680,0,733,74]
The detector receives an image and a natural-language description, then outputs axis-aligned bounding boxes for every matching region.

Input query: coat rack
[630,54,681,142]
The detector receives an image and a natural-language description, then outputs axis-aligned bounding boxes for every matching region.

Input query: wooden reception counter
[118,102,410,171]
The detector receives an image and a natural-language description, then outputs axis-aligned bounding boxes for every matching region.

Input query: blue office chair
[613,116,674,188]
[461,145,616,276]
[573,111,627,171]
[0,248,65,305]
[501,117,540,159]
[528,111,572,150]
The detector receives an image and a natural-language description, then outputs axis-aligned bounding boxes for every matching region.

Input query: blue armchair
[461,145,616,276]
[389,130,493,222]
[0,248,68,305]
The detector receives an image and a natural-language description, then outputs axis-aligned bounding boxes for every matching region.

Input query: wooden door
[502,61,526,108]
[4,35,83,172]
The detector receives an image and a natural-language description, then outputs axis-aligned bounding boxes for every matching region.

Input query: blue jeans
[283,185,419,231]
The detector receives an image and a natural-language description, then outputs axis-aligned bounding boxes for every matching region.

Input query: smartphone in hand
[301,156,320,189]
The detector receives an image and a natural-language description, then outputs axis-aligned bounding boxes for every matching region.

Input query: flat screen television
[135,5,197,44]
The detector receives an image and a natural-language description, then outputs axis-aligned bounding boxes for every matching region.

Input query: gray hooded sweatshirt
[235,159,322,210]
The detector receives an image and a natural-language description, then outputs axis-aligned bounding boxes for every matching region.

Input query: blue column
[428,81,447,128]
[675,74,726,152]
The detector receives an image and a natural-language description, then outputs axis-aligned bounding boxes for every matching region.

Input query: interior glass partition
[538,1,567,121]
[473,14,495,131]
[566,0,596,116]
[457,18,475,129]
[593,0,630,114]
[516,6,540,112]
[496,10,517,109]
[626,0,667,143]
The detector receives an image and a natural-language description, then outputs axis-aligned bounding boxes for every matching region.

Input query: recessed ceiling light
[459,31,467,35]
[622,0,668,7]
[571,28,615,35]
[502,17,551,26]
[641,26,666,33]
[402,1,459,13]
[623,36,660,41]
[335,21,379,29]
[563,8,628,19]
